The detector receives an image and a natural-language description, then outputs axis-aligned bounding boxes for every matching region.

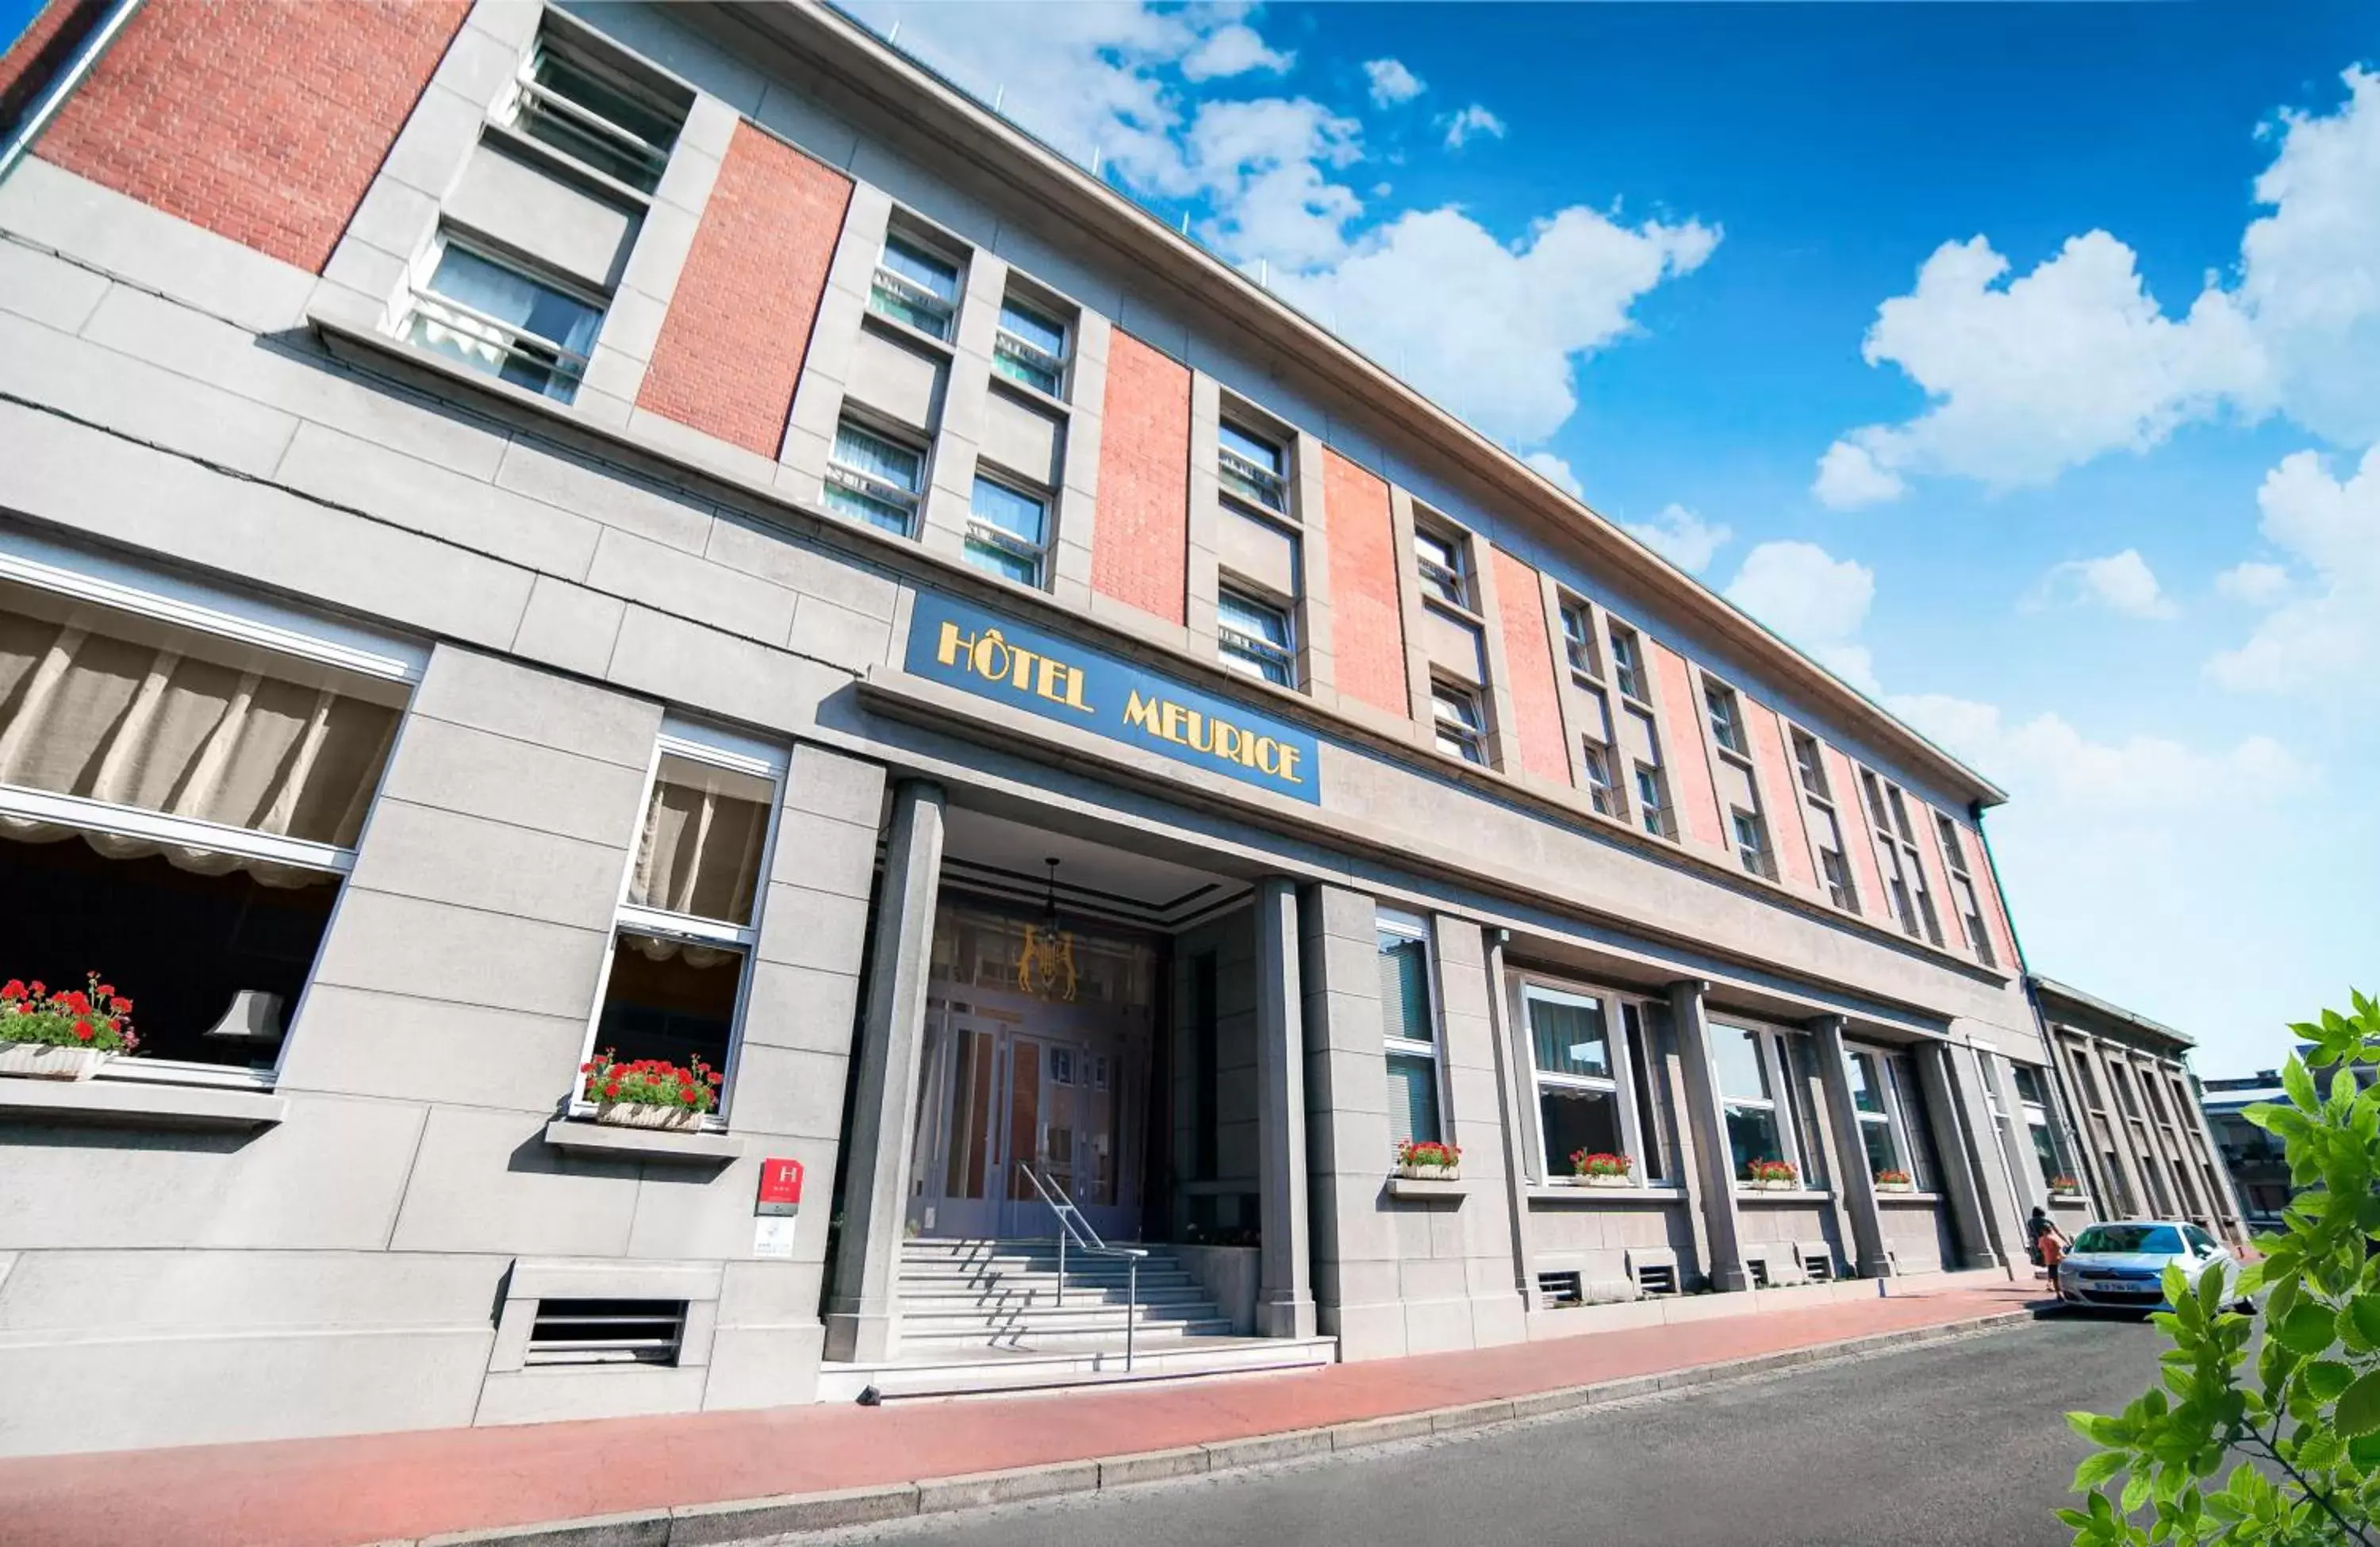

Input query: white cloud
[1625,503,1732,574]
[1522,451,1583,497]
[1889,694,2309,814]
[856,2,1716,450]
[1180,21,1292,81]
[1363,57,1423,108]
[1439,103,1507,150]
[1814,66,2380,503]
[1282,205,1718,443]
[1723,540,1878,693]
[2216,561,2290,605]
[1811,435,1906,510]
[2205,445,2380,697]
[2025,549,2179,620]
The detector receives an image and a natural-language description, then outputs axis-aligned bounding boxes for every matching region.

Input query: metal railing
[1018,1165,1148,1370]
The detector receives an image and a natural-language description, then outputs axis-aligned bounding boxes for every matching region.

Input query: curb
[406,1307,2046,1547]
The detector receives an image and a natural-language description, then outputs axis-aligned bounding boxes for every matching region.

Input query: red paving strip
[0,1284,2047,1547]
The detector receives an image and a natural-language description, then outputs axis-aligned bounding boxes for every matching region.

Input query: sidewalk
[0,1283,2050,1547]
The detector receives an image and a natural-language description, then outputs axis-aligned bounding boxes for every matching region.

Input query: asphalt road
[820,1315,2168,1547]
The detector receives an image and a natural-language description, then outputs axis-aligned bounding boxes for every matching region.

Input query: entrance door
[998,1031,1132,1239]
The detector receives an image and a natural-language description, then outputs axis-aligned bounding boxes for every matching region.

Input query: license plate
[2088,1278,2144,1292]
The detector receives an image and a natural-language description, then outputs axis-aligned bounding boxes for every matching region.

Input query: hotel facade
[1,0,2090,1455]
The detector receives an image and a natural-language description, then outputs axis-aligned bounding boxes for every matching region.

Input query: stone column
[1810,1017,1891,1278]
[1914,1042,2002,1271]
[1669,980,1750,1292]
[1253,877,1315,1338]
[1484,930,1541,1311]
[1298,884,1403,1358]
[823,779,945,1363]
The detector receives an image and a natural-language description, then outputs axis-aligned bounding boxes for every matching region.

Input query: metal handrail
[1018,1164,1148,1370]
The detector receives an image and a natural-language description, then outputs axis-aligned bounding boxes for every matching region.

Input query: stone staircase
[816,1238,1338,1402]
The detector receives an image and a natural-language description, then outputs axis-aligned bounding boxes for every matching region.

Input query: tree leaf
[2337,1370,2380,1438]
[2075,1449,2129,1491]
[2301,1360,2355,1402]
[2344,1293,2380,1351]
[2281,1056,2317,1113]
[2271,1303,2336,1358]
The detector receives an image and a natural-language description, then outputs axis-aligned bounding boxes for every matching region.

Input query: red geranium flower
[73,1019,95,1042]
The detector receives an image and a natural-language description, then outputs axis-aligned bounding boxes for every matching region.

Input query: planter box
[2050,1191,2086,1203]
[0,1043,111,1081]
[595,1102,702,1131]
[1394,1165,1459,1182]
[1750,1178,1796,1192]
[1875,1180,1914,1193]
[1576,1173,1633,1188]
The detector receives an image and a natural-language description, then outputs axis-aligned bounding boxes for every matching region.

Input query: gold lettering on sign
[936,622,1092,715]
[1120,689,1307,788]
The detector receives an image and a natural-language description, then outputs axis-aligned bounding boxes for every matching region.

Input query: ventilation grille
[1803,1253,1833,1283]
[1633,1263,1679,1297]
[1747,1258,1771,1289]
[525,1299,686,1367]
[1537,1270,1583,1308]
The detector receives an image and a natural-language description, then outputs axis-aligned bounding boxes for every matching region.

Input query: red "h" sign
[757,1157,804,1214]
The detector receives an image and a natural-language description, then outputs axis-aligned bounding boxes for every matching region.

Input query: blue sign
[904,592,1322,804]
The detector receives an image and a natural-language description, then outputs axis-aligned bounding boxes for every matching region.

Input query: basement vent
[1537,1270,1583,1308]
[1803,1253,1833,1283]
[1633,1263,1678,1298]
[1746,1259,1771,1289]
[525,1299,686,1367]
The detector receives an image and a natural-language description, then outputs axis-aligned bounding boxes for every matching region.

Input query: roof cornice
[730,1,2009,806]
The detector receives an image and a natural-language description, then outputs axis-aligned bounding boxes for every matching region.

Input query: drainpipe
[0,0,145,185]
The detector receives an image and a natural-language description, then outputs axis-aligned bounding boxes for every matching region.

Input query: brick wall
[1319,449,1407,718]
[1744,701,1818,892]
[1488,546,1570,786]
[637,121,851,459]
[1090,330,1190,626]
[33,0,468,273]
[1649,643,1726,853]
[1955,820,2023,970]
[1825,741,1891,923]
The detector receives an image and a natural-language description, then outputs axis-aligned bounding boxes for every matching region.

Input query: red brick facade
[1954,820,2022,969]
[1649,642,1726,854]
[1488,546,1571,786]
[1090,332,1190,626]
[1745,700,1818,892]
[1825,741,1891,923]
[636,121,850,459]
[1319,449,1406,718]
[33,0,468,273]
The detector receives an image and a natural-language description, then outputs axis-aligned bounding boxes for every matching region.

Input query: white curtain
[626,754,772,927]
[0,613,399,887]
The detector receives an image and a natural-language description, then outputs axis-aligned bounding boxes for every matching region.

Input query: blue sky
[862,0,2375,1076]
[8,2,2367,1073]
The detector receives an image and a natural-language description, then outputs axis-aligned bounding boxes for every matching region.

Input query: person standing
[2029,1205,2069,1276]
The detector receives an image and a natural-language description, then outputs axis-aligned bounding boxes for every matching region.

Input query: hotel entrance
[906,903,1157,1241]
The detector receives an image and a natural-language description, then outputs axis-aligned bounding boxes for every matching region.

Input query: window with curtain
[826,418,926,538]
[583,727,785,1117]
[1846,1047,1907,1180]
[2013,1063,2071,1189]
[406,239,604,403]
[1525,985,1651,1182]
[1884,1053,1937,1190]
[1377,916,1441,1150]
[1712,1022,1796,1183]
[0,587,410,1074]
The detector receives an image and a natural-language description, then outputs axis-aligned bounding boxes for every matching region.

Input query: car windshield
[2073,1224,2183,1255]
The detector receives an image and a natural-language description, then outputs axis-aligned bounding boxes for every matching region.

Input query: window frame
[1633,761,1675,839]
[823,412,929,539]
[991,294,1070,397]
[572,720,789,1130]
[1557,597,1601,679]
[962,470,1051,589]
[1376,910,1445,1150]
[1711,1019,1806,1188]
[1430,678,1488,764]
[1580,739,1622,818]
[1844,1044,1929,1186]
[0,555,421,1092]
[1217,417,1292,516]
[1520,981,1652,1187]
[401,229,606,404]
[1412,522,1471,610]
[501,25,687,195]
[1731,806,1776,880]
[1215,582,1299,688]
[1704,679,1749,758]
[869,228,965,342]
[1606,623,1650,703]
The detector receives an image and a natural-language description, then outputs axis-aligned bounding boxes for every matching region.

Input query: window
[1820,846,1856,911]
[1559,601,1599,677]
[1732,808,1775,880]
[1526,985,1659,1183]
[1791,731,1828,799]
[0,575,410,1080]
[1712,1023,1799,1184]
[1581,741,1621,818]
[1934,813,1996,965]
[1414,526,1468,608]
[1218,420,1288,513]
[579,725,785,1122]
[870,232,962,340]
[1430,681,1486,763]
[963,475,1048,587]
[992,298,1068,395]
[1705,681,1748,756]
[1377,915,1441,1148]
[825,418,925,537]
[1846,1048,1916,1183]
[1625,1001,1669,1181]
[1216,586,1296,687]
[505,30,686,193]
[405,237,603,403]
[1634,762,1673,839]
[1861,769,1943,945]
[1608,625,1649,701]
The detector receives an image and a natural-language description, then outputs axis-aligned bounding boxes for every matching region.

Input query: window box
[2,974,137,1079]
[1580,1172,1633,1189]
[1394,1139,1461,1181]
[1571,1151,1635,1187]
[1875,1175,1915,1193]
[1745,1159,1798,1191]
[542,1118,743,1164]
[1387,1177,1467,1202]
[579,1051,720,1132]
[0,1043,111,1081]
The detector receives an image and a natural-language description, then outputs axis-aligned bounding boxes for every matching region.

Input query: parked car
[2054,1220,2249,1313]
